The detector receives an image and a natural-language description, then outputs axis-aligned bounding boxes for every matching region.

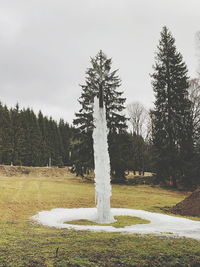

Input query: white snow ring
[32,208,200,240]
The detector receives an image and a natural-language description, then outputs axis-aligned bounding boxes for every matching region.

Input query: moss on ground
[66,216,150,228]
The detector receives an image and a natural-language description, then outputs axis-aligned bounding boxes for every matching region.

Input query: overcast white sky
[0,0,199,124]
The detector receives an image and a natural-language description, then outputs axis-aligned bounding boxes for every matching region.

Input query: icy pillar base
[96,195,115,223]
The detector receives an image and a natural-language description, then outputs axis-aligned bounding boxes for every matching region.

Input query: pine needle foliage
[151,26,194,188]
[73,50,128,179]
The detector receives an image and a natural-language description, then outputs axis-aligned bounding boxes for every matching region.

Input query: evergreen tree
[38,111,49,166]
[73,50,128,179]
[10,104,26,165]
[21,108,42,166]
[109,133,132,181]
[59,119,71,165]
[151,26,193,188]
[46,117,63,166]
[74,50,127,133]
[0,103,12,164]
[0,101,72,167]
[131,134,146,174]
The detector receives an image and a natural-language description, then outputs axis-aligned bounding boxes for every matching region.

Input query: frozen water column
[93,94,115,223]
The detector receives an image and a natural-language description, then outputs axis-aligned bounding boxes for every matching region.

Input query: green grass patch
[66,216,150,228]
[0,170,200,266]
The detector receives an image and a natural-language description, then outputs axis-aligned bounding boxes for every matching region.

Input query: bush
[128,175,158,185]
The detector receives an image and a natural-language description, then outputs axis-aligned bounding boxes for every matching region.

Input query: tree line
[73,27,200,189]
[0,26,200,189]
[0,103,72,167]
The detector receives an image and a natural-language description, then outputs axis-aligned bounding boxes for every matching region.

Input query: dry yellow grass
[0,165,191,223]
[1,166,200,266]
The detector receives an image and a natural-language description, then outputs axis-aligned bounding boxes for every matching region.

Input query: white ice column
[93,97,115,223]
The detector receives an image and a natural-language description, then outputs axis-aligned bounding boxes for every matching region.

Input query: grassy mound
[0,164,71,178]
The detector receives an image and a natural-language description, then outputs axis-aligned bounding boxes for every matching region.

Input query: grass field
[0,166,200,266]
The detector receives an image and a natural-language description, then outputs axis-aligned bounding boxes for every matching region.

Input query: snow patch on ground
[32,208,200,240]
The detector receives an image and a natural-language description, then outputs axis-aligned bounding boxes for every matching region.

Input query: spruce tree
[45,118,63,166]
[21,108,42,166]
[10,104,26,165]
[59,119,71,165]
[74,50,127,133]
[38,111,49,166]
[0,103,12,164]
[0,101,72,167]
[73,50,128,178]
[151,26,193,188]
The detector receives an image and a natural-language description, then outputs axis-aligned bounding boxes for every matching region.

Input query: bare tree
[188,78,200,144]
[127,102,148,137]
[145,109,154,142]
[195,31,200,74]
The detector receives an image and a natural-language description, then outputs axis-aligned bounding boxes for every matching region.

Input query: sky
[0,0,199,124]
